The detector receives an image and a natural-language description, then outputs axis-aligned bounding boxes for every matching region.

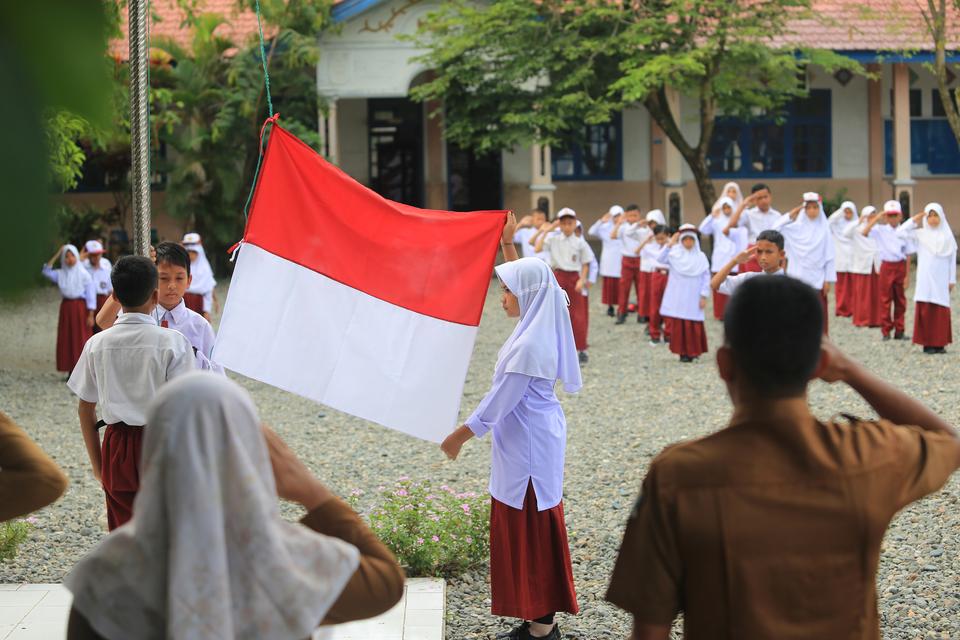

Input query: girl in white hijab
[183,233,217,319]
[656,224,712,362]
[65,373,404,640]
[828,201,858,318]
[898,203,957,353]
[774,192,836,334]
[714,181,744,211]
[441,257,581,640]
[42,244,96,373]
[843,205,883,328]
[700,196,749,320]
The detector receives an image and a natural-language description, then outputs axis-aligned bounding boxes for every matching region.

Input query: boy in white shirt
[710,230,787,297]
[81,240,113,333]
[611,204,651,324]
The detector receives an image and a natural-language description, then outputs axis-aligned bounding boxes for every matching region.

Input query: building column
[321,97,341,165]
[866,63,884,205]
[891,63,914,210]
[529,143,555,214]
[662,87,686,226]
[423,98,446,210]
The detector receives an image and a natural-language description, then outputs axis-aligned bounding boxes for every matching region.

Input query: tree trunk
[929,0,960,147]
[686,158,717,218]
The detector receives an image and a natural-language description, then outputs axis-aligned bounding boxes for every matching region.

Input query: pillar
[662,87,686,226]
[891,63,914,209]
[322,97,341,166]
[529,143,555,215]
[866,63,884,205]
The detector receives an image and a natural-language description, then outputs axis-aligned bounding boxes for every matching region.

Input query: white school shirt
[67,313,196,425]
[588,219,623,277]
[153,301,222,373]
[543,232,594,272]
[640,241,668,270]
[82,258,113,297]
[740,206,784,243]
[699,215,748,273]
[656,246,711,322]
[42,265,97,310]
[843,220,880,275]
[466,373,566,511]
[717,269,786,297]
[617,222,651,256]
[513,227,546,261]
[898,220,956,308]
[774,217,837,290]
[870,225,907,263]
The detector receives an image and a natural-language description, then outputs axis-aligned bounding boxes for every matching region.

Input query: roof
[111,0,957,60]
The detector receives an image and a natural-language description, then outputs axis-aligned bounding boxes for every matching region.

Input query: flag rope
[240,0,276,222]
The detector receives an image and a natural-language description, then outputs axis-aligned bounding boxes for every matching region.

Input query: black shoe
[935,347,948,354]
[638,315,649,324]
[882,334,891,341]
[578,351,588,364]
[494,622,562,640]
[606,305,615,317]
[615,314,627,325]
[679,355,692,363]
[924,346,935,354]
[894,332,908,340]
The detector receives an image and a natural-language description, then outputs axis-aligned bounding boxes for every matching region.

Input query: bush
[349,479,490,578]
[0,518,35,562]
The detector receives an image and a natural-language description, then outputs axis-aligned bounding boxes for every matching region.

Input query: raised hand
[502,211,518,244]
[669,232,680,247]
[734,246,757,265]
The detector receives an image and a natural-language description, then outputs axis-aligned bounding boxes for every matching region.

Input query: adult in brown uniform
[606,275,960,640]
[0,411,68,522]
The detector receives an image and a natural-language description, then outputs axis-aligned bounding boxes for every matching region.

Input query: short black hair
[756,229,785,250]
[155,241,191,276]
[724,276,823,397]
[112,256,158,308]
[653,224,668,235]
[751,183,770,194]
[625,203,641,212]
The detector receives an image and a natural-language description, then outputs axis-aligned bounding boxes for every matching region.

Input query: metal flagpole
[128,0,151,257]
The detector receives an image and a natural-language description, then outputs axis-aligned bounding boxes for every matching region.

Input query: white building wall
[623,106,651,181]
[338,98,369,183]
[502,147,532,184]
[814,71,869,179]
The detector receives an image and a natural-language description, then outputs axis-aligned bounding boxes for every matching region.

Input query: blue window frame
[552,113,623,180]
[707,90,832,178]
[884,119,960,175]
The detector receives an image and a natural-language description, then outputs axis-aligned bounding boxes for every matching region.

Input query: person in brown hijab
[607,276,960,640]
[0,411,68,522]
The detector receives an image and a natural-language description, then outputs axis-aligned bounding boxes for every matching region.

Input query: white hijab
[714,182,743,210]
[185,243,217,293]
[788,198,835,272]
[56,244,93,299]
[829,201,858,234]
[917,203,957,257]
[64,373,360,640]
[645,209,666,226]
[494,258,582,393]
[668,226,710,277]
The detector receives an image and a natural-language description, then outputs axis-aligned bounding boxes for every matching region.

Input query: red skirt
[101,423,144,531]
[739,244,762,273]
[913,302,952,348]
[601,276,620,306]
[835,272,853,318]
[183,292,204,314]
[57,298,92,373]
[667,318,708,357]
[712,289,728,321]
[852,272,882,328]
[554,270,588,351]
[490,482,578,620]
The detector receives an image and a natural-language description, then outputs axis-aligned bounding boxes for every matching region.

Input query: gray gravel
[1,277,959,639]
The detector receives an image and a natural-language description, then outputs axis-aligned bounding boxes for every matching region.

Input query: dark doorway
[368,98,424,207]
[446,143,503,211]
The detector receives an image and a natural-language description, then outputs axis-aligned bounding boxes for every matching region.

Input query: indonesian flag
[214,120,507,442]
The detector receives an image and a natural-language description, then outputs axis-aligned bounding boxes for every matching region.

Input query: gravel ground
[1,277,959,639]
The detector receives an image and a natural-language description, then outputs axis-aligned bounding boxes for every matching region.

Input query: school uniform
[82,256,113,332]
[469,258,580,624]
[588,218,622,307]
[640,241,670,342]
[42,245,96,373]
[828,203,858,317]
[899,205,957,350]
[637,210,667,320]
[543,231,594,352]
[700,204,748,320]
[717,269,787,297]
[67,313,195,530]
[152,301,222,372]
[656,234,711,359]
[736,206,783,272]
[844,215,883,328]
[869,224,908,338]
[579,250,600,346]
[616,223,651,316]
[184,242,216,315]
[513,227,550,262]
[774,203,836,335]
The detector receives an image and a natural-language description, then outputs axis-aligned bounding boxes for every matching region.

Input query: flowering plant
[349,478,489,577]
[0,517,35,562]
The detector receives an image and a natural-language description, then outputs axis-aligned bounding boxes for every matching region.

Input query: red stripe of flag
[243,124,507,326]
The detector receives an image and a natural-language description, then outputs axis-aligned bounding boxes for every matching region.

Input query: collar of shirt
[727,397,814,433]
[115,312,159,326]
[157,299,188,325]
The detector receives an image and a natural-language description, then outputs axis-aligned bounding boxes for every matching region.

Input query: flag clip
[228,240,244,262]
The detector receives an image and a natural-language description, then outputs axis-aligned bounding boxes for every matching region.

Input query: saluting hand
[263,425,333,511]
[502,211,518,244]
[669,232,680,247]
[817,337,853,384]
[734,246,756,265]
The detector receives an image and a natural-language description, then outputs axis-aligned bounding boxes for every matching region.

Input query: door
[446,143,503,211]
[368,98,424,207]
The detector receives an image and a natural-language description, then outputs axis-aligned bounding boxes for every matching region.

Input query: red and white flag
[213,121,507,442]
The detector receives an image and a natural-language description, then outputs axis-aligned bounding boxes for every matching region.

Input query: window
[707,90,832,178]
[552,113,623,180]
[884,119,960,175]
[889,89,923,118]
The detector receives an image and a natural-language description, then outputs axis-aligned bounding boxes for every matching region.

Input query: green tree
[916,1,960,148]
[412,0,861,214]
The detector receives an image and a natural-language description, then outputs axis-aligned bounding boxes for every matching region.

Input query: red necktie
[161,319,168,328]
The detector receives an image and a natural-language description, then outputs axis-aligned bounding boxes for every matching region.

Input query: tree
[916,0,960,147]
[412,0,861,214]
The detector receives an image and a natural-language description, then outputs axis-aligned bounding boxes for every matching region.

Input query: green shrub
[349,479,490,578]
[0,518,35,562]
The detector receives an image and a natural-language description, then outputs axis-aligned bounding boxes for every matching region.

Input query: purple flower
[395,489,408,497]
[416,537,425,545]
[431,535,440,542]
[460,503,471,513]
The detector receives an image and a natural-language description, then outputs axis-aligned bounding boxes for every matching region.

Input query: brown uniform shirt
[606,403,960,640]
[0,411,68,522]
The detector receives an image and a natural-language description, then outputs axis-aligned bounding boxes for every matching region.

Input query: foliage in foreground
[0,518,35,562]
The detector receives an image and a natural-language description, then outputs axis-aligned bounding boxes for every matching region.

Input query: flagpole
[129,0,151,257]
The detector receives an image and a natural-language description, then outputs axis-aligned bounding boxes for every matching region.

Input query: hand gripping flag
[214,120,507,442]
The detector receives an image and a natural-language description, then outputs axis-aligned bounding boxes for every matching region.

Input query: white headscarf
[829,201,859,243]
[917,203,957,257]
[668,225,710,277]
[493,258,582,393]
[645,209,666,226]
[787,195,835,273]
[714,182,743,210]
[56,244,93,298]
[185,242,217,294]
[64,373,360,640]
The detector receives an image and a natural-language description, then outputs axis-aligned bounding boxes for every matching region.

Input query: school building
[93,0,960,239]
